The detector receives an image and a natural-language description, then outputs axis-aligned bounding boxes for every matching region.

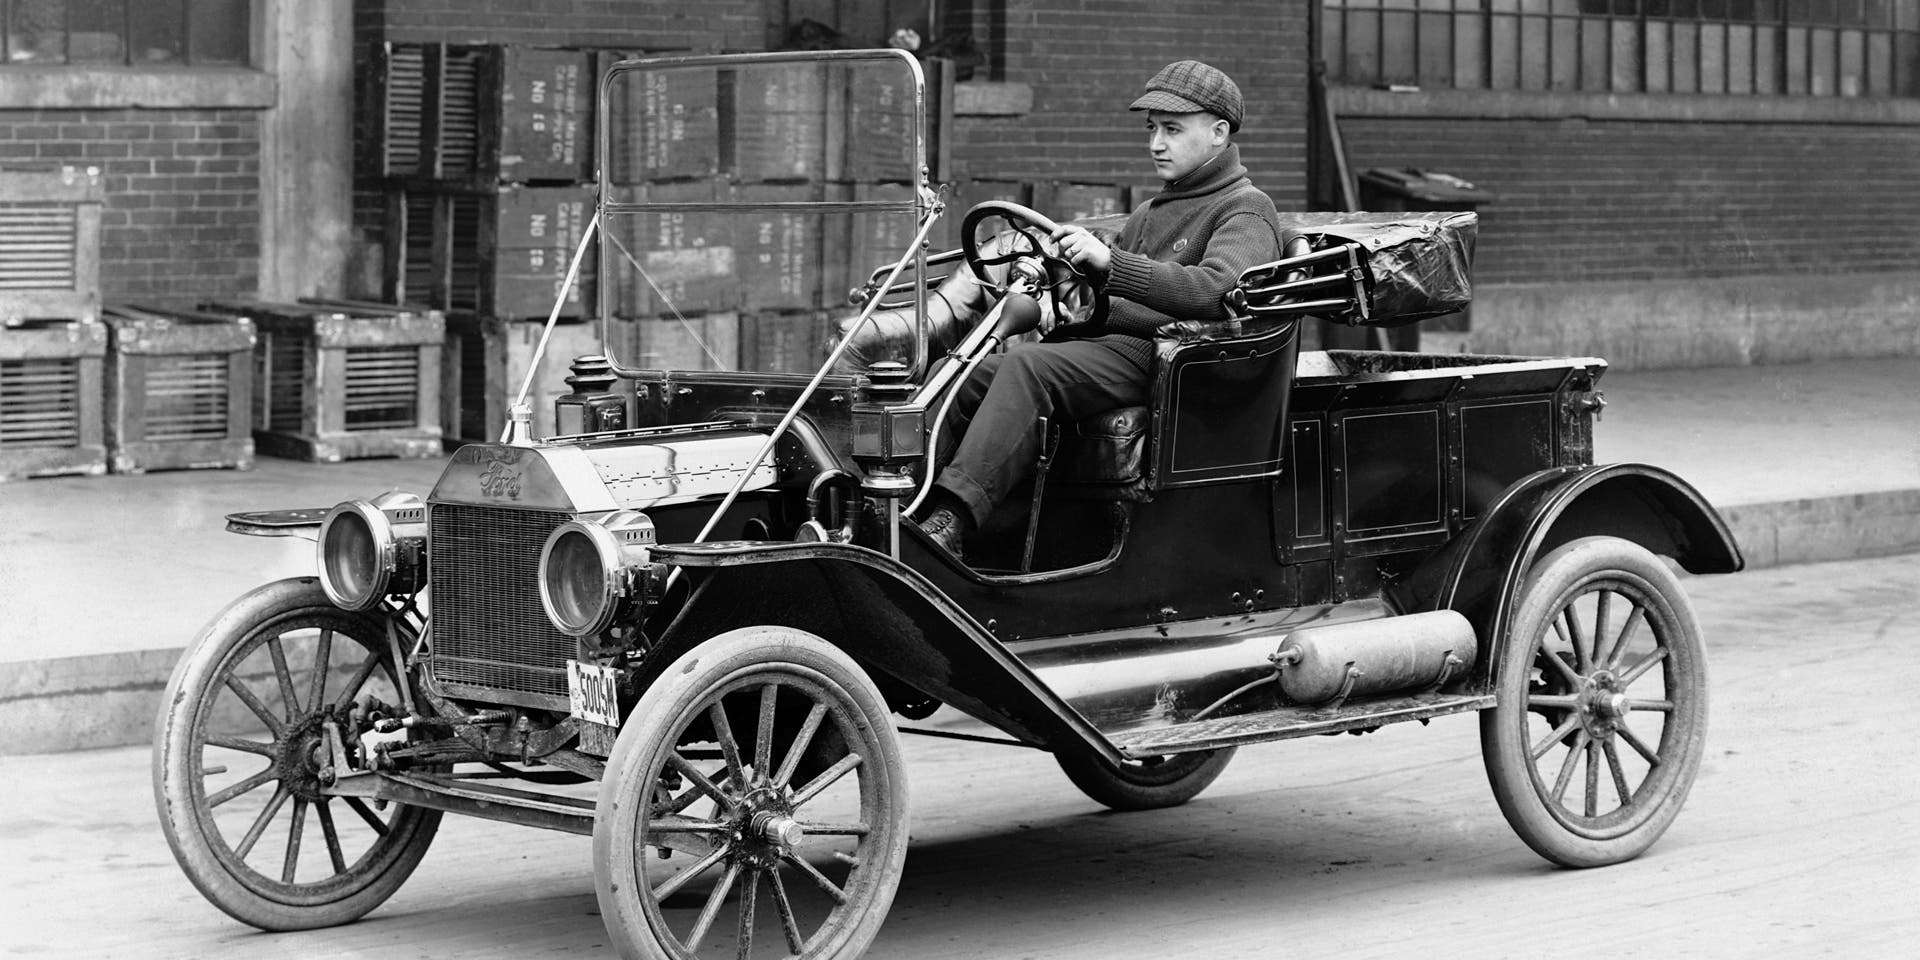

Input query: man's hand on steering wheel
[959,201,1110,337]
[1048,223,1111,279]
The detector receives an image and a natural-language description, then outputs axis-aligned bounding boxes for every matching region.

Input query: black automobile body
[154,49,1742,960]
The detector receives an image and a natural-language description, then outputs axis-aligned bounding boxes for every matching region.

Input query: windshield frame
[595,48,933,379]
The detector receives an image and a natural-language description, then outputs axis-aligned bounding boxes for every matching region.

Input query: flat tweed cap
[1130,60,1243,132]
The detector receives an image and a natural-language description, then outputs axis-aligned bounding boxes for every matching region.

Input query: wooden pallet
[0,321,107,480]
[0,165,103,327]
[202,300,444,462]
[101,305,256,473]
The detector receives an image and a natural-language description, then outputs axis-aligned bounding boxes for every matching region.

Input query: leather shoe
[917,505,969,558]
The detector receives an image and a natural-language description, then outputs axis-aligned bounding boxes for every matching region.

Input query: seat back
[1047,318,1302,498]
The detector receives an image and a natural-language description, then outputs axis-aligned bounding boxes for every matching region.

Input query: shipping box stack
[1,165,107,481]
[611,58,943,377]
[100,305,256,474]
[202,300,444,463]
[358,42,616,441]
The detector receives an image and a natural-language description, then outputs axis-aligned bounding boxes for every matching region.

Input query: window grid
[1326,0,1919,98]
[2,0,248,67]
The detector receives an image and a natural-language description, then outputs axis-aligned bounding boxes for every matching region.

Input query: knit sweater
[1083,143,1282,370]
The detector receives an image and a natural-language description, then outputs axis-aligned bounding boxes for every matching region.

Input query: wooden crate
[443,313,637,444]
[1,165,104,326]
[608,178,737,317]
[383,183,597,320]
[203,300,444,462]
[739,310,833,375]
[1034,181,1128,222]
[0,321,107,480]
[624,311,740,373]
[358,43,597,184]
[101,305,256,474]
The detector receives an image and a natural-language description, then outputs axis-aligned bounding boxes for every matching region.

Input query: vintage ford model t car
[153,50,1742,959]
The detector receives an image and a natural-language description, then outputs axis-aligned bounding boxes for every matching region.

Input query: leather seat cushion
[1052,405,1150,485]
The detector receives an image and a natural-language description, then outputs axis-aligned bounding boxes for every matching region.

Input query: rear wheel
[594,627,910,959]
[152,578,441,930]
[1481,537,1708,867]
[1055,748,1236,811]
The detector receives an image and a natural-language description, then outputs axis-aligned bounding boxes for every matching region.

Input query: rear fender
[637,541,1123,764]
[1396,463,1743,688]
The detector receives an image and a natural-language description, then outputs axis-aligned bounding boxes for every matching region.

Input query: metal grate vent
[429,504,576,698]
[0,358,80,448]
[343,346,419,431]
[143,353,230,441]
[0,204,78,290]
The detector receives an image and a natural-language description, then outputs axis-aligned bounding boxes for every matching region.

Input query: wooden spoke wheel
[1055,748,1236,811]
[594,627,910,960]
[153,578,441,930]
[1482,537,1709,867]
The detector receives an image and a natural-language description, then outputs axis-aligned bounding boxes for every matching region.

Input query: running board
[1110,692,1494,758]
[326,771,596,835]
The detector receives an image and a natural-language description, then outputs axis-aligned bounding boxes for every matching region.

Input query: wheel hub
[1577,671,1631,737]
[275,711,335,800]
[725,783,800,867]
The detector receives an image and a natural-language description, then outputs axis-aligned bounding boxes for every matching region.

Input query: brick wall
[353,0,765,52]
[0,108,261,301]
[1341,117,1920,284]
[945,1,1311,208]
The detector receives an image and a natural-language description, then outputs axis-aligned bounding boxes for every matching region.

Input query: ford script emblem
[479,460,522,499]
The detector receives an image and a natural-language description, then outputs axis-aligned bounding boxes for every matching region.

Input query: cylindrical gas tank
[1271,609,1477,706]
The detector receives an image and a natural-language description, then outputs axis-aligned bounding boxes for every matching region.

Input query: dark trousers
[934,338,1149,526]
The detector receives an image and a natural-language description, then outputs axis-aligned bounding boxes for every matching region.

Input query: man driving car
[917,59,1285,558]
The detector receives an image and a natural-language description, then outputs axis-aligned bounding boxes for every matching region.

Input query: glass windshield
[597,50,932,377]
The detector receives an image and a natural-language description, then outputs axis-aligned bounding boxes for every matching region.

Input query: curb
[10,489,1918,757]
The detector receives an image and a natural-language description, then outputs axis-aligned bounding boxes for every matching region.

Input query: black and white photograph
[1,2,1916,958]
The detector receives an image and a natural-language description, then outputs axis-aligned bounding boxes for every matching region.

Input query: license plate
[567,659,621,727]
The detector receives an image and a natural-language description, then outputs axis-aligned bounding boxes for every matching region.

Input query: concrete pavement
[3,553,1916,959]
[1,356,1916,754]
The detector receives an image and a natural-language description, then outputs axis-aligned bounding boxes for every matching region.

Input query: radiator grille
[143,353,230,441]
[0,204,78,290]
[429,504,575,698]
[0,358,80,448]
[344,346,418,431]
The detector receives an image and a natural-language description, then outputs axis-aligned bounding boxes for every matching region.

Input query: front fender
[1395,463,1743,687]
[638,540,1123,764]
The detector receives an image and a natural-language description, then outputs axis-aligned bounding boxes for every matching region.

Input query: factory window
[3,0,250,67]
[1324,0,1919,98]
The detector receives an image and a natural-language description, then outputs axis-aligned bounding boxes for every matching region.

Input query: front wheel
[152,578,441,930]
[1055,748,1236,811]
[1481,537,1709,868]
[594,627,910,959]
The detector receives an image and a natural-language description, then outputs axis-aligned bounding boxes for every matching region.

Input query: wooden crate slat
[0,322,106,477]
[100,307,254,472]
[195,301,442,461]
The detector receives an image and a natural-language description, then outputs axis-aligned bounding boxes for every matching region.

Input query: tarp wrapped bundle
[1249,211,1478,327]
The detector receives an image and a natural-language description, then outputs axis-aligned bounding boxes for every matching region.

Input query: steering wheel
[959,201,1109,335]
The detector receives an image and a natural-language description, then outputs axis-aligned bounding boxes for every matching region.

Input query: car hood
[430,431,777,513]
